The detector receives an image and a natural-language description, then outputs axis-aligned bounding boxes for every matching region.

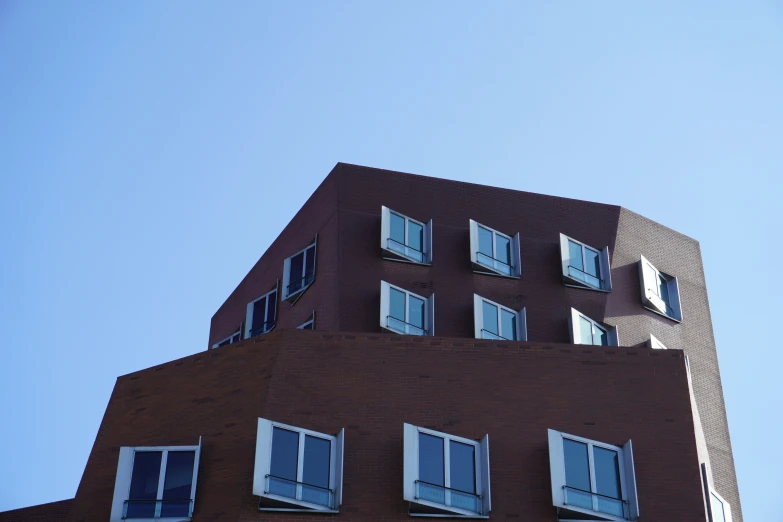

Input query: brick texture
[0,499,72,521]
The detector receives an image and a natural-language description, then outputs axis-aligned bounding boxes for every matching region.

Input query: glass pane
[289,252,305,291]
[268,291,277,330]
[304,246,316,285]
[408,221,423,252]
[501,309,517,340]
[579,317,594,345]
[563,439,591,492]
[449,441,476,494]
[418,433,445,487]
[390,288,406,321]
[593,447,621,499]
[127,451,162,518]
[595,325,608,346]
[495,234,511,265]
[252,296,267,334]
[270,428,299,482]
[478,226,493,257]
[584,248,601,278]
[303,435,331,489]
[658,274,670,306]
[409,296,425,329]
[568,241,584,271]
[710,492,727,522]
[160,450,195,517]
[482,301,499,335]
[390,212,405,244]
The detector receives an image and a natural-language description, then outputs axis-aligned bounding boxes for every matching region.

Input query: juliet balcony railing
[123,499,193,519]
[387,315,426,336]
[287,272,315,296]
[563,485,628,519]
[250,320,276,337]
[387,237,425,263]
[265,474,334,509]
[567,265,601,289]
[415,480,482,514]
[481,328,513,341]
[476,251,512,276]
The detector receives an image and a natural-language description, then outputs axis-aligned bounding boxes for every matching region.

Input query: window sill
[409,498,487,519]
[642,303,682,323]
[471,266,520,280]
[382,250,432,266]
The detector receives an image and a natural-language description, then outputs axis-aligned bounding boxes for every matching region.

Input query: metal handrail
[415,480,482,498]
[476,251,512,268]
[265,474,334,494]
[287,273,315,292]
[250,320,276,337]
[481,329,512,341]
[387,237,425,255]
[563,485,628,518]
[568,264,601,282]
[264,474,334,509]
[387,315,427,335]
[562,485,626,503]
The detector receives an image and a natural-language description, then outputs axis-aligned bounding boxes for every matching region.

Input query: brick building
[1,163,740,522]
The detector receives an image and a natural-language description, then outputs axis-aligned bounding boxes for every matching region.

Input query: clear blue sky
[0,1,780,517]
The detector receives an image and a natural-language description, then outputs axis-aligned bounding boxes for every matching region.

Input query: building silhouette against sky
[0,163,740,522]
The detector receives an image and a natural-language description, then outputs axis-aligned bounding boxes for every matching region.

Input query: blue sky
[0,1,780,518]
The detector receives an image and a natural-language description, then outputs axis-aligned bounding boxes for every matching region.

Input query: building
[1,163,740,522]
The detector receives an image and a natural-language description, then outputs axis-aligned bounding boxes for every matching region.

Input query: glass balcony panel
[301,483,332,507]
[266,476,334,509]
[477,252,512,275]
[481,329,505,340]
[268,476,298,499]
[596,495,625,517]
[564,487,593,511]
[160,499,191,518]
[387,316,425,336]
[451,489,480,513]
[418,481,446,505]
[415,481,481,514]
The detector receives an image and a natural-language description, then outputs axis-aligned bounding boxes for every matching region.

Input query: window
[548,429,638,521]
[110,440,201,521]
[559,234,612,291]
[469,220,521,278]
[283,238,317,301]
[403,423,490,517]
[245,285,278,338]
[569,308,619,346]
[297,311,315,330]
[211,329,241,349]
[253,418,344,512]
[381,206,433,264]
[707,488,733,522]
[472,294,527,341]
[638,255,682,321]
[380,281,434,336]
[649,334,667,350]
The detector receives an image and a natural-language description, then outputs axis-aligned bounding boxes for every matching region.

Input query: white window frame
[380,281,435,336]
[253,418,344,513]
[559,233,612,292]
[403,423,491,518]
[110,439,202,522]
[569,308,619,347]
[638,255,682,322]
[472,294,527,341]
[381,206,433,265]
[548,429,638,521]
[707,487,733,522]
[282,238,317,302]
[211,329,241,349]
[469,220,521,278]
[245,283,278,339]
[649,334,667,350]
[296,311,316,330]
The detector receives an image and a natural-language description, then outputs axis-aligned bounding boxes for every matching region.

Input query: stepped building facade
[1,163,740,522]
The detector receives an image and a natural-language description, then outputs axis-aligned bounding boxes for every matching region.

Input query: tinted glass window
[584,248,600,278]
[304,246,316,278]
[495,234,511,265]
[390,213,405,244]
[482,301,498,335]
[710,493,727,522]
[390,288,406,321]
[501,309,517,340]
[303,435,331,489]
[290,252,304,284]
[658,274,670,305]
[568,241,584,270]
[418,433,444,486]
[594,324,608,346]
[270,428,299,482]
[252,296,267,331]
[579,317,594,345]
[409,296,425,329]
[127,451,162,518]
[160,451,195,517]
[408,221,424,251]
[563,439,590,491]
[478,227,493,257]
[593,447,621,499]
[449,440,476,494]
[268,291,277,325]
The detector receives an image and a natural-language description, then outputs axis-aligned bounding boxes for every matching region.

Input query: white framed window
[638,255,682,322]
[297,311,315,330]
[211,329,241,349]
[253,418,344,513]
[380,281,434,336]
[569,308,619,347]
[472,294,527,341]
[649,334,667,350]
[403,423,491,518]
[548,429,638,521]
[283,237,317,302]
[469,220,521,278]
[559,233,612,291]
[381,206,432,264]
[707,488,733,522]
[245,284,278,338]
[110,439,202,522]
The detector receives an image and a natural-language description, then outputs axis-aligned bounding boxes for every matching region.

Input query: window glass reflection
[568,241,584,271]
[495,235,511,265]
[593,447,621,499]
[408,221,423,251]
[128,451,162,518]
[449,441,476,494]
[483,301,498,335]
[579,317,594,345]
[390,213,405,244]
[419,433,445,486]
[563,439,590,492]
[303,436,331,489]
[710,493,727,522]
[478,227,493,257]
[270,428,299,482]
[584,248,600,278]
[501,309,516,340]
[409,296,425,329]
[390,288,406,321]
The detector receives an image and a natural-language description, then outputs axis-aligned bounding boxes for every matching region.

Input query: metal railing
[387,316,426,336]
[415,480,481,514]
[250,320,276,337]
[265,474,334,509]
[563,485,628,518]
[287,273,315,295]
[476,251,512,276]
[481,329,513,341]
[567,265,601,289]
[123,499,193,519]
[387,238,425,263]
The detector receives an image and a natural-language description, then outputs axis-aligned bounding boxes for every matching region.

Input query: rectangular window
[254,418,345,512]
[245,286,278,338]
[212,329,241,349]
[297,311,316,330]
[283,240,317,301]
[403,423,491,517]
[548,429,638,521]
[569,308,618,347]
[110,440,202,522]
[381,206,432,264]
[559,234,612,291]
[380,281,434,336]
[473,294,527,341]
[469,220,521,277]
[638,255,682,321]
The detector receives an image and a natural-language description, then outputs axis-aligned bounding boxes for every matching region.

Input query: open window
[297,311,315,330]
[403,423,491,518]
[381,206,432,264]
[110,439,202,521]
[469,220,521,278]
[569,308,619,347]
[548,429,638,521]
[559,234,612,291]
[707,488,733,522]
[245,283,278,338]
[649,334,667,350]
[639,255,682,322]
[211,329,241,349]
[380,281,434,336]
[253,418,344,513]
[473,294,527,341]
[283,237,317,302]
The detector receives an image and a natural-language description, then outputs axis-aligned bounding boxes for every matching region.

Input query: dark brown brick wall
[0,499,72,521]
[65,330,706,522]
